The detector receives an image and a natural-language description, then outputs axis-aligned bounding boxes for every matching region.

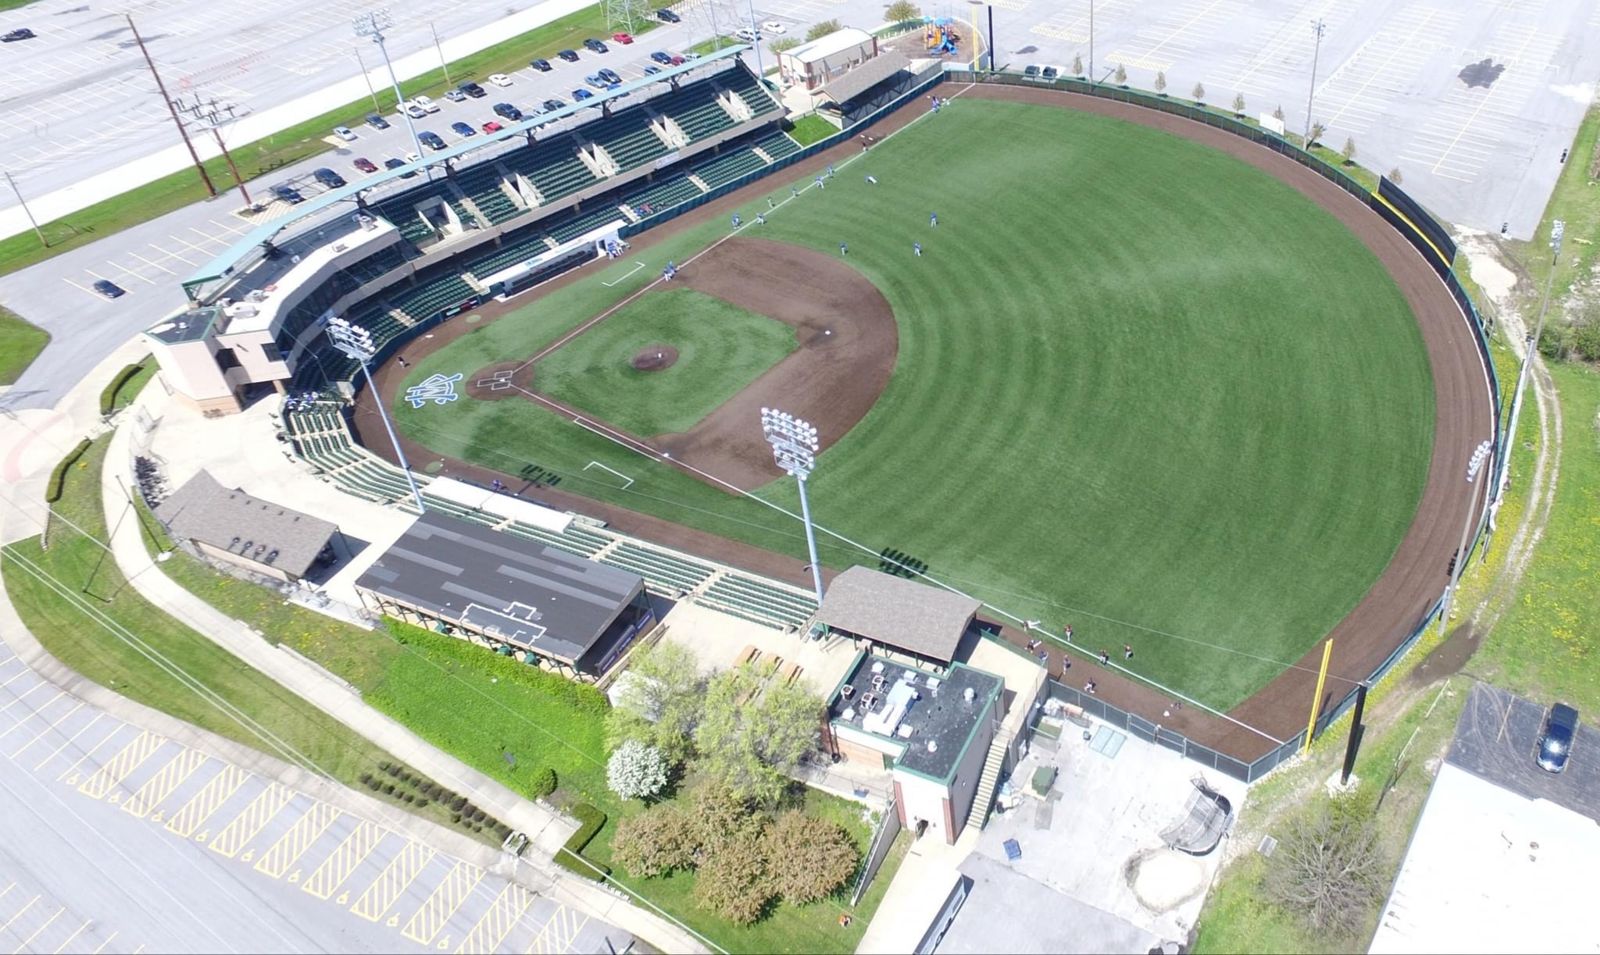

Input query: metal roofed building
[354,511,652,678]
[815,566,982,666]
[778,27,879,91]
[825,651,1002,844]
[153,469,339,582]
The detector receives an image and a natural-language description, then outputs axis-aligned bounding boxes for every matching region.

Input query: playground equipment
[924,17,960,56]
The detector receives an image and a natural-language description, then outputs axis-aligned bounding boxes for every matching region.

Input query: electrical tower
[604,0,653,33]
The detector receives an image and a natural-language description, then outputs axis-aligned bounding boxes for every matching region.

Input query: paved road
[0,648,626,954]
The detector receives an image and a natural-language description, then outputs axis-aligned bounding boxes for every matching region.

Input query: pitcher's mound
[632,344,679,372]
[466,361,534,400]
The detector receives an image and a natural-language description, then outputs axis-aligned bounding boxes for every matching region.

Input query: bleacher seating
[502,519,611,558]
[502,138,599,205]
[601,542,715,593]
[345,244,408,285]
[626,175,705,214]
[590,109,669,173]
[722,70,779,117]
[454,162,522,225]
[546,204,630,245]
[467,232,553,279]
[386,275,475,323]
[697,573,817,629]
[754,129,801,161]
[671,80,737,142]
[372,182,457,245]
[692,147,768,189]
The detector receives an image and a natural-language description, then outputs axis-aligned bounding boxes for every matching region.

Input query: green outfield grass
[398,100,1435,710]
[536,288,797,435]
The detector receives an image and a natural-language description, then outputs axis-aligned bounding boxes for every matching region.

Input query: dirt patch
[631,344,678,371]
[1408,622,1479,686]
[465,360,534,401]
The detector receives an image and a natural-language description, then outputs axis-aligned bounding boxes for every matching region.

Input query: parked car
[735,27,760,42]
[656,9,681,23]
[668,53,685,65]
[460,81,487,98]
[365,113,390,130]
[543,97,567,111]
[353,157,379,173]
[530,58,552,72]
[1041,65,1060,80]
[643,65,662,75]
[488,73,513,87]
[493,102,523,121]
[312,167,346,188]
[572,88,594,101]
[762,20,785,34]
[584,72,607,89]
[1537,703,1579,773]
[450,121,476,137]
[682,52,700,60]
[384,157,417,179]
[611,32,634,44]
[332,125,357,142]
[650,50,673,65]
[91,279,125,299]
[482,120,503,134]
[403,103,427,120]
[413,95,441,112]
[557,48,580,62]
[599,67,622,84]
[444,88,468,103]
[583,38,609,54]
[418,131,447,150]
[1,28,36,43]
[270,183,305,204]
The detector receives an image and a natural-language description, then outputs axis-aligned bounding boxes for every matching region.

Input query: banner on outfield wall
[1259,113,1285,136]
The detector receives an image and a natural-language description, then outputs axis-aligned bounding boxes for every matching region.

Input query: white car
[403,103,427,119]
[735,27,760,42]
[332,125,357,142]
[404,151,422,164]
[762,20,785,34]
[488,73,513,87]
[412,94,441,113]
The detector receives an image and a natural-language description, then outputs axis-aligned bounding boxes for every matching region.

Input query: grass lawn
[402,99,1435,710]
[1510,103,1600,307]
[0,306,48,385]
[786,115,838,147]
[0,4,654,279]
[536,288,797,435]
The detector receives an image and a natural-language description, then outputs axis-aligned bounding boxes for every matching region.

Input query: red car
[612,31,634,44]
[353,157,379,173]
[482,120,504,133]
[669,53,684,65]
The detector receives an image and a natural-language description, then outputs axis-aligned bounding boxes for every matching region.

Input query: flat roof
[816,566,980,664]
[147,305,224,345]
[355,511,642,663]
[182,46,754,299]
[154,470,337,577]
[787,27,874,64]
[830,654,1001,781]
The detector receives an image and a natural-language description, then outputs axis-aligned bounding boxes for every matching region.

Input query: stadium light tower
[1496,219,1562,509]
[354,8,429,177]
[1438,438,1493,635]
[1303,18,1326,147]
[327,315,426,514]
[761,408,825,605]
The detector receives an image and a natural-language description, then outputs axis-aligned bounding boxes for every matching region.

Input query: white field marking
[600,262,646,287]
[581,459,634,489]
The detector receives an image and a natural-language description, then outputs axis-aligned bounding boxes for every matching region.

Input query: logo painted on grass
[404,373,462,408]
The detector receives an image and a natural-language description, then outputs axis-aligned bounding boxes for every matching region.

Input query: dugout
[815,566,981,668]
[813,53,918,127]
[355,511,653,679]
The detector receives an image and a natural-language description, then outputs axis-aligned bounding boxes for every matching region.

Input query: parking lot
[0,648,624,953]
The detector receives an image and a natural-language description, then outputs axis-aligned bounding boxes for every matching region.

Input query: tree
[1113,63,1127,86]
[1232,92,1246,116]
[765,810,860,904]
[1308,121,1326,147]
[1072,53,1084,77]
[1341,136,1358,165]
[694,831,773,924]
[694,665,823,805]
[608,740,670,801]
[690,779,765,858]
[1192,82,1206,103]
[1153,71,1167,95]
[1265,806,1388,935]
[612,805,700,878]
[885,0,922,21]
[770,38,800,55]
[807,19,843,41]
[607,642,704,762]
[1387,166,1403,185]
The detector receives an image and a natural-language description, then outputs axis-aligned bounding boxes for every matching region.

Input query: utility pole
[429,22,451,86]
[354,9,430,180]
[1089,0,1095,83]
[353,46,382,114]
[3,171,47,247]
[1303,18,1326,147]
[127,14,216,197]
[1495,219,1563,508]
[175,96,252,208]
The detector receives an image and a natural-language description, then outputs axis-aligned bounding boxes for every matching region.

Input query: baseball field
[393,96,1437,712]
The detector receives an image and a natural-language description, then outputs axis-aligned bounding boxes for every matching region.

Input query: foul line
[601,261,646,287]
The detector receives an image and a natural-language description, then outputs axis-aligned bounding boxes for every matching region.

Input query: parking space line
[13,904,63,951]
[401,861,482,945]
[185,227,232,249]
[208,782,292,858]
[350,842,434,922]
[122,748,207,819]
[302,821,384,900]
[77,730,164,800]
[33,712,104,771]
[51,918,90,953]
[165,764,248,838]
[56,723,134,784]
[167,234,217,257]
[0,684,57,722]
[255,802,341,879]
[0,691,70,741]
[90,930,117,954]
[454,884,533,954]
[10,700,84,758]
[0,896,39,933]
[58,277,103,301]
[126,252,176,275]
[0,663,36,691]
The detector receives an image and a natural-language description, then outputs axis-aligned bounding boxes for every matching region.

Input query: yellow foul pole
[971,7,981,71]
[1302,639,1333,755]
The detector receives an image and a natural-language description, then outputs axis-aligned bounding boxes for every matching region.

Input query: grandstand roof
[182,45,755,302]
[818,52,912,105]
[816,567,980,664]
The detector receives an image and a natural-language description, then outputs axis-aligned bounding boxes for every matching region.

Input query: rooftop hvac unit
[246,289,267,303]
[964,687,975,703]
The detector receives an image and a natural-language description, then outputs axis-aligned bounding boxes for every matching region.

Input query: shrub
[415,798,429,809]
[365,778,382,791]
[384,764,402,777]
[358,772,373,785]
[402,792,416,804]
[45,439,92,504]
[527,766,558,798]
[693,834,772,924]
[451,795,468,812]
[765,810,860,904]
[452,812,462,824]
[382,782,396,795]
[471,807,487,823]
[553,804,610,879]
[398,769,413,784]
[99,363,144,416]
[613,805,700,878]
[607,741,670,801]
[806,19,841,41]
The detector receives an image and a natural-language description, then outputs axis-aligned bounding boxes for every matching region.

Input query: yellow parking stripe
[350,842,434,921]
[122,749,207,819]
[527,907,587,955]
[303,822,384,900]
[401,861,482,944]
[166,765,248,837]
[255,802,341,878]
[454,884,533,954]
[209,783,292,858]
[77,731,164,800]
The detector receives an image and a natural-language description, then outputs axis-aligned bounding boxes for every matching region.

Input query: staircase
[963,729,1014,838]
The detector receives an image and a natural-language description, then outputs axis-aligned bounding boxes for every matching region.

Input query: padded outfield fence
[956,68,1502,782]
